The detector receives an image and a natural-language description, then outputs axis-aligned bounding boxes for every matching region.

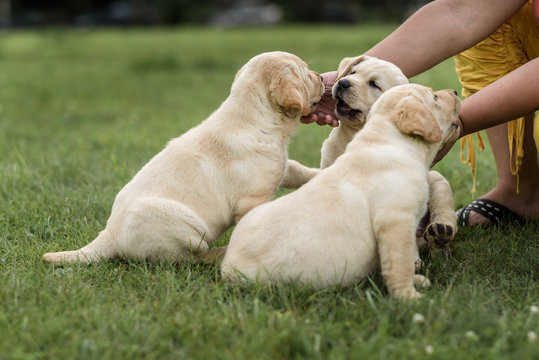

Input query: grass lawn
[0,25,537,359]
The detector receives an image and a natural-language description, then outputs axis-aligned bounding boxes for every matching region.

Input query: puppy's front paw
[413,274,431,289]
[391,287,423,300]
[424,222,454,248]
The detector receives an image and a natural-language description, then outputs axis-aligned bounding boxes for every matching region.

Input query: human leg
[461,113,539,225]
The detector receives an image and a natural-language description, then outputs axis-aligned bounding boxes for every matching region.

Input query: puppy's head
[371,84,461,146]
[332,55,408,125]
[233,51,324,117]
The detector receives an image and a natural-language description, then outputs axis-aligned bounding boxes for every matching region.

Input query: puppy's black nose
[452,89,458,96]
[337,79,351,90]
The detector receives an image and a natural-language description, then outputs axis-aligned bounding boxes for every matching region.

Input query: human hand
[301,71,339,127]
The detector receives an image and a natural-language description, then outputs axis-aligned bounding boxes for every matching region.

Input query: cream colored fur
[42,51,324,265]
[221,84,461,299]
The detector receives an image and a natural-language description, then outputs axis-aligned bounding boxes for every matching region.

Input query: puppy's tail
[42,230,115,265]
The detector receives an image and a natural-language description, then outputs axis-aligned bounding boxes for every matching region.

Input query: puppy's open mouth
[335,98,361,118]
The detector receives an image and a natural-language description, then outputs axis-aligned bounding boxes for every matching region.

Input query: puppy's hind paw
[424,222,454,248]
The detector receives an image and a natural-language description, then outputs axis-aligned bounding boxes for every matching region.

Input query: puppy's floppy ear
[269,62,311,116]
[336,55,366,80]
[391,96,442,143]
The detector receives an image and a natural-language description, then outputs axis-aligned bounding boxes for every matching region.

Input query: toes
[424,222,455,247]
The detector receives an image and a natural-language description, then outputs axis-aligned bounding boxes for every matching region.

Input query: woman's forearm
[365,0,526,77]
[459,58,539,135]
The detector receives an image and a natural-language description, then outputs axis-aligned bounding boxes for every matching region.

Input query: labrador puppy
[42,51,324,265]
[283,56,458,254]
[221,84,461,299]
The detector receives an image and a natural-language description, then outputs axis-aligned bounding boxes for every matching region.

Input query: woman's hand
[301,71,339,127]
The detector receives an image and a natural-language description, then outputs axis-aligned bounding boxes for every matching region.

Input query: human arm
[365,0,528,78]
[302,0,528,126]
[432,57,539,163]
[459,58,539,135]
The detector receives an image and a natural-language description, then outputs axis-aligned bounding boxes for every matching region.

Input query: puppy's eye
[434,95,439,101]
[349,71,356,75]
[368,80,381,91]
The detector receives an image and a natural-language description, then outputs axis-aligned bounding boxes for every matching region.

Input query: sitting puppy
[42,51,324,265]
[330,57,457,254]
[221,84,461,299]
[284,56,457,254]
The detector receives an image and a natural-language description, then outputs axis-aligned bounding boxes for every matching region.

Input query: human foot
[456,186,539,226]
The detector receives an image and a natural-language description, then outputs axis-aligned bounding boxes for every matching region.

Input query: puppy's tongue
[338,101,352,112]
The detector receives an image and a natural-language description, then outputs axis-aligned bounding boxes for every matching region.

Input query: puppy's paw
[391,276,430,299]
[391,287,423,300]
[424,222,454,248]
[413,274,431,289]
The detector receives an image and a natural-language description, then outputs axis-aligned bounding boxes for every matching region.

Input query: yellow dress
[454,0,539,193]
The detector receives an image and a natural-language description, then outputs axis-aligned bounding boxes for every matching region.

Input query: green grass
[0,25,537,359]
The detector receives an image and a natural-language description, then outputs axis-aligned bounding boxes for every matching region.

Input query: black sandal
[456,198,526,227]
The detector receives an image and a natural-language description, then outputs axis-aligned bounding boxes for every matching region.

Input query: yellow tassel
[460,132,485,193]
[507,117,525,195]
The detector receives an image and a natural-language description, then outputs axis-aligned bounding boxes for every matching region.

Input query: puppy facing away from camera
[42,51,324,265]
[221,84,461,299]
[330,57,457,256]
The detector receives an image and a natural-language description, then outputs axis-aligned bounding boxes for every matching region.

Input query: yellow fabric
[454,0,539,193]
[459,130,485,193]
